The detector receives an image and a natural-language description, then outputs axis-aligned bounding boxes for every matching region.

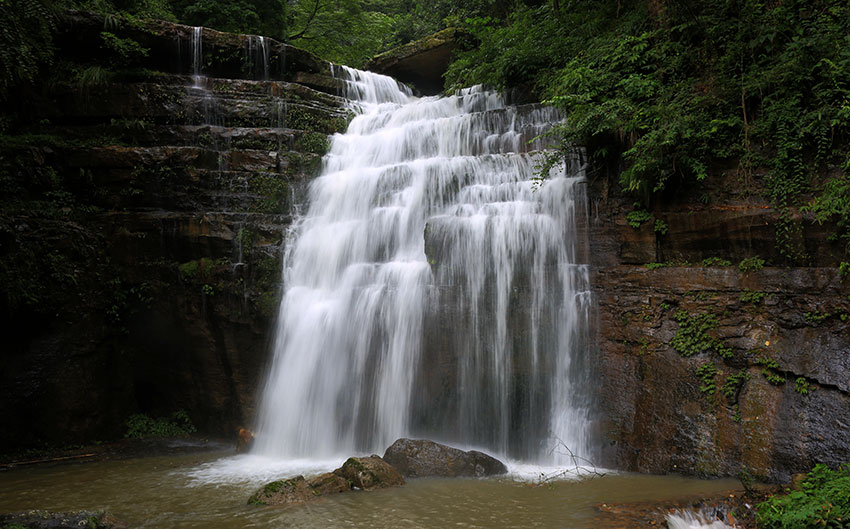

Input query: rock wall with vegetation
[588,170,850,484]
[0,12,351,452]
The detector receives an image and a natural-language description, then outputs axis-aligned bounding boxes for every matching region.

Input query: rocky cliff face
[589,168,850,483]
[0,13,351,450]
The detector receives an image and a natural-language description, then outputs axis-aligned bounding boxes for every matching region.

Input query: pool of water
[0,451,739,528]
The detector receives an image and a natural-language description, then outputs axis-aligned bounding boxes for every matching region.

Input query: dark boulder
[382,438,508,478]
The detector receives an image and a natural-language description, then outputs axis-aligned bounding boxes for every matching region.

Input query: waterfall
[246,35,269,80]
[191,26,202,85]
[254,66,593,465]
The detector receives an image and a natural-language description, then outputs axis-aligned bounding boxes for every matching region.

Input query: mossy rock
[333,455,405,490]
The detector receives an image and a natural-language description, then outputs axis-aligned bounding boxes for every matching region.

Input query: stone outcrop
[382,438,508,478]
[247,456,403,506]
[0,14,350,451]
[365,28,461,94]
[588,167,850,483]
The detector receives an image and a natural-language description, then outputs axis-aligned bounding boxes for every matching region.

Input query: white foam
[182,454,347,487]
[666,509,736,529]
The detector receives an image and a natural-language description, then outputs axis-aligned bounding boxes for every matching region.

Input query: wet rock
[333,455,406,490]
[247,457,402,506]
[0,510,125,529]
[247,476,315,505]
[307,472,351,495]
[382,438,508,478]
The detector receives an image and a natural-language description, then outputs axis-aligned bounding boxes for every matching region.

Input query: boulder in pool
[248,455,403,506]
[333,455,405,490]
[382,438,508,478]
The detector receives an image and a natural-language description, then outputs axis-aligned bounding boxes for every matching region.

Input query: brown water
[0,451,738,528]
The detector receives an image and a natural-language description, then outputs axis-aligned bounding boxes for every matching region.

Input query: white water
[254,66,593,466]
[246,35,269,80]
[666,510,736,529]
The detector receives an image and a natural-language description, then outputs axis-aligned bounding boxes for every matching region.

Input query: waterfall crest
[255,66,593,464]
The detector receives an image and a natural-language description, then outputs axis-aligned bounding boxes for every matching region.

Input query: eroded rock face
[588,169,850,483]
[383,438,508,478]
[0,14,351,451]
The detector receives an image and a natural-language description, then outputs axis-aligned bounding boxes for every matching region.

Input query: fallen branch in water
[537,439,605,483]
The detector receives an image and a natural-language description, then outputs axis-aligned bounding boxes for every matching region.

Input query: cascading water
[246,35,269,80]
[254,66,593,465]
[191,26,203,85]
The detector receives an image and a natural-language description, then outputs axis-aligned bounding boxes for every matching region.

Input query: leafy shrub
[696,362,718,395]
[803,310,831,325]
[740,289,767,305]
[722,370,751,399]
[795,377,812,396]
[701,257,732,267]
[757,463,850,529]
[626,209,652,229]
[672,310,732,359]
[754,354,786,385]
[739,256,765,273]
[653,219,668,235]
[125,410,196,438]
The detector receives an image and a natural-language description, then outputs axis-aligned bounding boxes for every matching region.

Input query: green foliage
[840,262,850,277]
[722,370,751,399]
[176,0,284,40]
[100,31,149,64]
[0,0,57,99]
[795,377,812,396]
[125,409,196,438]
[250,173,289,213]
[644,262,666,271]
[740,289,767,306]
[757,463,850,529]
[804,310,831,325]
[285,0,395,66]
[701,257,732,267]
[755,354,787,385]
[177,258,215,279]
[653,219,668,235]
[626,209,652,229]
[806,172,850,257]
[739,256,765,273]
[696,362,718,396]
[446,0,850,225]
[671,310,732,359]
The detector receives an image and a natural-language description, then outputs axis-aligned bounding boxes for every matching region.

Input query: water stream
[255,66,593,464]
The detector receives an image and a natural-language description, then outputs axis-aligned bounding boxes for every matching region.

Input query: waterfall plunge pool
[0,450,740,528]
